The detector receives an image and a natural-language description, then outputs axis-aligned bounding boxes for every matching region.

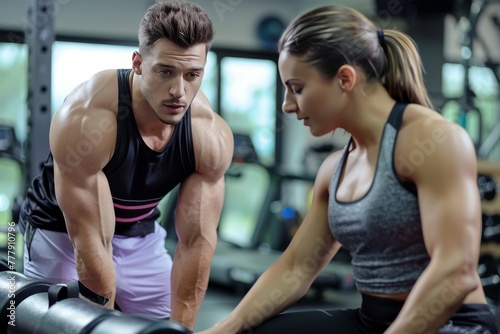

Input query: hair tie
[377,29,386,49]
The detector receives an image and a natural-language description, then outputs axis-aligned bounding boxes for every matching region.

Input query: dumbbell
[4,276,90,334]
[8,291,49,334]
[478,254,500,305]
[0,257,12,272]
[478,174,497,201]
[9,279,86,334]
[20,280,190,334]
[32,297,121,334]
[483,214,500,244]
[0,271,52,333]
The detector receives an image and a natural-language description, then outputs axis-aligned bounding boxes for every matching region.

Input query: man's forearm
[171,242,214,330]
[74,247,116,308]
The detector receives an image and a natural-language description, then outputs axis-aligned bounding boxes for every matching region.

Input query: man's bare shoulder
[190,91,232,138]
[62,69,119,112]
[50,69,120,173]
[190,91,234,178]
[52,69,119,139]
[189,91,220,120]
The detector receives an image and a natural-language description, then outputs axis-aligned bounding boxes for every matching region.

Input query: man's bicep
[54,163,115,243]
[175,173,225,246]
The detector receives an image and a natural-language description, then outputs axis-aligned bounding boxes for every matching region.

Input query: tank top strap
[117,68,133,119]
[386,103,408,131]
[329,137,354,196]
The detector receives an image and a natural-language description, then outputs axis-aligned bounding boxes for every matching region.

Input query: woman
[198,5,497,334]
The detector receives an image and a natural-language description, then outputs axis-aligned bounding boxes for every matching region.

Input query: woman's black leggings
[247,294,498,334]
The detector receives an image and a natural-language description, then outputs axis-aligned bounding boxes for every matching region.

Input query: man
[19,0,234,330]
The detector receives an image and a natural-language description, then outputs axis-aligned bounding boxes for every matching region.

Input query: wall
[0,0,373,50]
[4,0,496,173]
[2,1,497,58]
[0,0,447,173]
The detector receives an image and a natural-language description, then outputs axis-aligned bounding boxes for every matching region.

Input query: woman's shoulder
[396,103,477,181]
[314,148,346,198]
[400,103,471,150]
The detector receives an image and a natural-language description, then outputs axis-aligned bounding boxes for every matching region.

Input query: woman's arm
[198,152,344,334]
[386,117,483,333]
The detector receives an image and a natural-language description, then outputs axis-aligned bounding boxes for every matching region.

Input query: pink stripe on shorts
[23,222,172,318]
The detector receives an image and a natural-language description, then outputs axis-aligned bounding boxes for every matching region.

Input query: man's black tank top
[20,68,196,236]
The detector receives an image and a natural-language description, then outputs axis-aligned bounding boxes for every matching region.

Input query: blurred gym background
[0,0,499,332]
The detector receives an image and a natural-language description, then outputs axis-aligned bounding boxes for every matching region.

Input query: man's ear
[132,51,143,75]
[337,65,357,92]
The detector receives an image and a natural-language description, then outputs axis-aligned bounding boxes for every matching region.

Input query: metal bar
[25,0,54,186]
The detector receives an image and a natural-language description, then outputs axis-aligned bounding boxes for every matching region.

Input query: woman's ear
[132,51,143,75]
[337,65,357,92]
